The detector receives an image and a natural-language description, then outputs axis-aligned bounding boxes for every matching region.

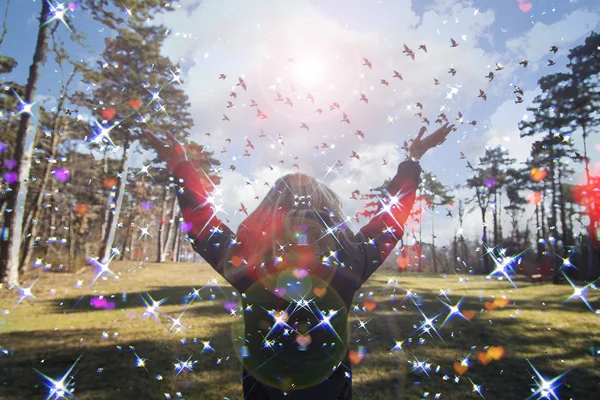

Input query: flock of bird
[207,38,562,221]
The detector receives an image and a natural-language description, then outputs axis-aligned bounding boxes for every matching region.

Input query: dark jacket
[173,160,421,399]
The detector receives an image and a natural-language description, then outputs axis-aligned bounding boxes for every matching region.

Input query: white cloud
[149,0,599,248]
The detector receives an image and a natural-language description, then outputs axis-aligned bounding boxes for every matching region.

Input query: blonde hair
[219,173,361,289]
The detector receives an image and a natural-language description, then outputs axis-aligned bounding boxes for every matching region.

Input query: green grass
[1,262,599,399]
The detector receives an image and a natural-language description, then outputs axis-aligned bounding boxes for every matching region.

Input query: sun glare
[292,55,327,87]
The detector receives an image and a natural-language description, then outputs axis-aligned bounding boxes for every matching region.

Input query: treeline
[377,33,600,282]
[0,2,598,286]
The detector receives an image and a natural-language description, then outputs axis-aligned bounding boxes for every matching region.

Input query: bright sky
[4,0,600,248]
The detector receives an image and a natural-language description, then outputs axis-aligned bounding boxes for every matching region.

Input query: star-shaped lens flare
[43,1,73,32]
[485,244,529,288]
[173,354,197,376]
[33,354,82,400]
[526,358,569,400]
[563,272,598,312]
[140,292,168,322]
[12,89,37,119]
[439,297,471,328]
[16,277,40,306]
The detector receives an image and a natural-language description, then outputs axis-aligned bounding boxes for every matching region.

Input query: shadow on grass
[41,286,238,316]
[0,326,242,400]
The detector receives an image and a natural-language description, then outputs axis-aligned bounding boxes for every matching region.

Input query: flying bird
[226,101,234,108]
[300,123,309,131]
[315,108,323,114]
[245,138,255,150]
[275,92,283,102]
[355,130,364,139]
[460,152,466,160]
[416,102,423,110]
[450,38,459,47]
[306,93,315,104]
[360,94,368,103]
[222,114,230,121]
[362,58,372,69]
[478,89,487,101]
[469,120,477,126]
[550,45,559,54]
[330,102,340,111]
[287,57,295,64]
[434,78,440,85]
[393,70,403,80]
[229,91,237,99]
[449,68,457,76]
[341,112,350,124]
[515,96,524,104]
[230,165,236,171]
[519,59,529,68]
[250,99,258,107]
[382,158,387,166]
[485,72,494,82]
[466,161,475,170]
[237,77,247,90]
[514,86,524,96]
[259,129,267,137]
[285,97,294,107]
[547,59,556,66]
[204,132,211,136]
[350,151,360,160]
[239,203,248,216]
[380,79,389,86]
[225,138,232,143]
[418,44,427,53]
[218,74,226,80]
[402,44,415,60]
[495,63,504,71]
[446,210,453,217]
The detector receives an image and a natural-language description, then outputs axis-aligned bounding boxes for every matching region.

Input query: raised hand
[142,129,188,172]
[409,123,455,161]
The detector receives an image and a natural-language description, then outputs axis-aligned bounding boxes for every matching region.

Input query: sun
[292,54,328,87]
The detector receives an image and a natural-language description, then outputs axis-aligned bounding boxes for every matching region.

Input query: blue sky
[3,0,600,246]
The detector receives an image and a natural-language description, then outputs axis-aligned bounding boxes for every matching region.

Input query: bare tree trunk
[100,139,132,263]
[431,204,437,274]
[156,188,168,262]
[418,197,422,273]
[481,207,490,274]
[164,203,179,262]
[100,147,111,243]
[0,0,50,284]
[493,192,499,247]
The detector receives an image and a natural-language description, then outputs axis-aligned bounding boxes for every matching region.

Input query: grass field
[1,261,599,399]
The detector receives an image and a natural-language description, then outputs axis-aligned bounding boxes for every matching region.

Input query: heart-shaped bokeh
[223,301,237,313]
[179,221,193,233]
[478,350,492,366]
[453,361,469,376]
[518,2,532,13]
[292,268,308,280]
[101,108,116,121]
[129,99,142,109]
[3,171,18,184]
[3,159,17,170]
[349,350,364,365]
[273,287,286,297]
[313,287,327,298]
[54,168,70,182]
[530,168,547,182]
[362,301,377,312]
[296,334,311,347]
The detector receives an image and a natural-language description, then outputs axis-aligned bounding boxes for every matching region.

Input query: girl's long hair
[218,173,361,290]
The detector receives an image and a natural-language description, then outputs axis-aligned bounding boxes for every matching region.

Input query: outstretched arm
[143,130,236,284]
[355,160,421,284]
[355,123,454,286]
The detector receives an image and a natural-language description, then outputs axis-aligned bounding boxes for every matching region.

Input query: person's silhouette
[143,123,454,399]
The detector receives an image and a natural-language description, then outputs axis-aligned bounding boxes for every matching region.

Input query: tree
[0,0,52,285]
[421,171,453,273]
[72,23,195,264]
